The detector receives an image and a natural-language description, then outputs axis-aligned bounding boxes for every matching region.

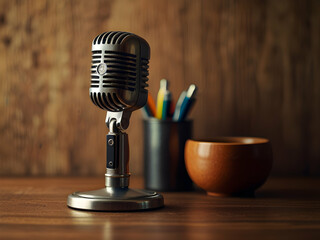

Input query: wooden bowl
[185,137,272,196]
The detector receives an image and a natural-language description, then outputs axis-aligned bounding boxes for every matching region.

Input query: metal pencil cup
[143,118,193,191]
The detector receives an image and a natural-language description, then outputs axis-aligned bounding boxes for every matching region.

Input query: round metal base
[67,187,164,211]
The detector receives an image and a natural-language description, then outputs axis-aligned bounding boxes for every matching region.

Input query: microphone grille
[90,50,139,92]
[89,31,150,112]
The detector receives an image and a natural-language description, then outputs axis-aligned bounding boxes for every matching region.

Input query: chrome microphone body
[67,31,163,211]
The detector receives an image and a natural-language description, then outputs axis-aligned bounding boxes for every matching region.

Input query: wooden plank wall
[0,0,319,176]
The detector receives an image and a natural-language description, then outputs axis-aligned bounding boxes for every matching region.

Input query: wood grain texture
[0,177,320,240]
[0,0,319,176]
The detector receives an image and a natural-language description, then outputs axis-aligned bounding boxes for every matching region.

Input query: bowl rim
[187,136,269,145]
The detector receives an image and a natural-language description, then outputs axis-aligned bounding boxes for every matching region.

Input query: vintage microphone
[67,31,164,211]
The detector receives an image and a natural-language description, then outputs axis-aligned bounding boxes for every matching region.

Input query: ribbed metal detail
[140,58,149,89]
[90,50,102,88]
[93,31,133,45]
[90,92,127,111]
[100,50,138,92]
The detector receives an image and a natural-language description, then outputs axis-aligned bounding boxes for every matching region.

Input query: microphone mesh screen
[89,31,150,112]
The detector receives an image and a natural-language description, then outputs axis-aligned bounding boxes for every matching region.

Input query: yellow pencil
[156,79,168,119]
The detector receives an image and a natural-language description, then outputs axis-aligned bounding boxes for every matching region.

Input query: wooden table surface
[0,177,320,240]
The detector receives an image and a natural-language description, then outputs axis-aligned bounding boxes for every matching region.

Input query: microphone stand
[67,112,164,211]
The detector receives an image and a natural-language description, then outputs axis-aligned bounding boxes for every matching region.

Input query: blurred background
[0,0,319,177]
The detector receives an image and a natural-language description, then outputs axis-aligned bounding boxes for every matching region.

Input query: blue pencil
[174,84,198,121]
[172,91,187,121]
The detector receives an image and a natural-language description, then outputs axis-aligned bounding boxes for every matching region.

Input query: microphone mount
[67,113,164,211]
[105,111,132,131]
[105,114,130,188]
